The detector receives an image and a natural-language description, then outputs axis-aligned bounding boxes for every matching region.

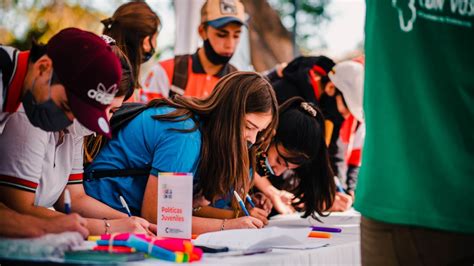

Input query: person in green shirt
[355,1,474,265]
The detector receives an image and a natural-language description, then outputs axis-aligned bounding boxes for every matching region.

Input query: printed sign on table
[157,172,193,239]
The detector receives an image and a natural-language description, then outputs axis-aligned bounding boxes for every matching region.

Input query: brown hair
[83,44,134,164]
[101,2,160,89]
[147,71,279,206]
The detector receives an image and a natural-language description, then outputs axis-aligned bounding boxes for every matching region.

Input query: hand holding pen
[234,191,268,225]
[119,195,156,236]
[250,192,273,214]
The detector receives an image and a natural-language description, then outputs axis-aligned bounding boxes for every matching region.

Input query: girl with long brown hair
[101,1,160,100]
[84,71,279,233]
[191,97,336,223]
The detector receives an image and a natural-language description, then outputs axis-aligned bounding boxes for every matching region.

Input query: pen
[64,188,71,214]
[245,194,256,208]
[311,226,342,233]
[334,176,345,193]
[119,195,132,217]
[233,191,250,216]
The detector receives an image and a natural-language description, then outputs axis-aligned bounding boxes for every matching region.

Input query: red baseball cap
[47,28,122,137]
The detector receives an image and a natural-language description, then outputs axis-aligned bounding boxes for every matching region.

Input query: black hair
[276,97,336,220]
[28,40,62,86]
[28,40,47,63]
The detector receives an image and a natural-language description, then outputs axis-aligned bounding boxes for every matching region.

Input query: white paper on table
[194,227,326,250]
[268,208,361,228]
[157,172,193,239]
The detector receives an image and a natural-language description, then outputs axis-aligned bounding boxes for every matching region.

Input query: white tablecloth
[131,209,361,265]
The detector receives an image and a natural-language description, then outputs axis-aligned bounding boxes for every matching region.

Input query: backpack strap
[84,168,152,180]
[170,55,190,97]
[110,102,148,134]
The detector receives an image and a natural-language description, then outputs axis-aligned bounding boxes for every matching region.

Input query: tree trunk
[242,0,294,72]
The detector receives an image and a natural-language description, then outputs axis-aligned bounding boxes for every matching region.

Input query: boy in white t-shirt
[0,108,155,235]
[0,30,155,236]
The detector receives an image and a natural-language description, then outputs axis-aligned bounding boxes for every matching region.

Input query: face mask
[22,73,73,131]
[68,119,94,137]
[142,38,155,63]
[203,39,232,65]
[264,157,276,175]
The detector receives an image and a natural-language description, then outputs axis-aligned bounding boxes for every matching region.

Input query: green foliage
[0,0,122,47]
[268,0,331,51]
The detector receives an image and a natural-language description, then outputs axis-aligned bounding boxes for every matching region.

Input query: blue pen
[119,195,132,217]
[233,191,250,216]
[64,188,71,214]
[245,194,256,208]
[334,176,345,193]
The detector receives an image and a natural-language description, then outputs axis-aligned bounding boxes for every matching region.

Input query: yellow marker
[175,251,184,263]
[87,235,101,241]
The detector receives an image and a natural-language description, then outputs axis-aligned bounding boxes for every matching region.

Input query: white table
[132,209,361,265]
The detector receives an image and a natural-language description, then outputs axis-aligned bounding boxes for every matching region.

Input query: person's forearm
[13,203,62,219]
[193,205,235,219]
[84,218,108,235]
[141,204,156,224]
[58,194,127,219]
[254,175,280,199]
[0,205,49,238]
[191,216,224,235]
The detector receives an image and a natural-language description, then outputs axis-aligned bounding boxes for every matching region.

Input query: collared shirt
[0,108,84,207]
[140,49,236,101]
[0,46,29,133]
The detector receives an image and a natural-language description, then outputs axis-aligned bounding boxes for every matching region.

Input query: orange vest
[161,52,237,98]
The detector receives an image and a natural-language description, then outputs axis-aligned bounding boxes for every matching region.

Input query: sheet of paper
[268,208,360,228]
[157,172,193,239]
[194,227,325,250]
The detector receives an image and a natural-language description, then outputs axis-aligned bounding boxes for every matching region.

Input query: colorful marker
[311,226,342,233]
[93,245,135,253]
[308,231,332,238]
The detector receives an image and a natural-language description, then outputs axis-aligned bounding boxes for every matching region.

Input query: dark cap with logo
[47,27,122,137]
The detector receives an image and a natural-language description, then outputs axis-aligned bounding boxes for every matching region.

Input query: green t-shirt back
[355,0,474,233]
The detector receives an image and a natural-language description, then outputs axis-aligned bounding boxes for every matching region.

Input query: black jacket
[269,56,335,105]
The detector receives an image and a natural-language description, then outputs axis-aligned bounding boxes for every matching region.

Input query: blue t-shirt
[84,107,201,216]
[209,169,254,210]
